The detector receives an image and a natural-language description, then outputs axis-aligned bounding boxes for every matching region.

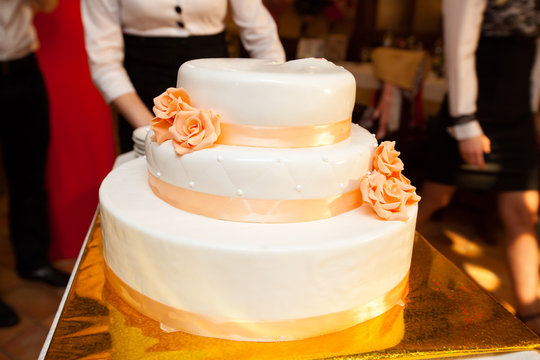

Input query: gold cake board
[41,214,540,359]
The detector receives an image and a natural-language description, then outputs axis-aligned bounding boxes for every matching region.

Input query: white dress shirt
[81,0,286,104]
[442,0,486,120]
[0,0,39,61]
[442,0,487,139]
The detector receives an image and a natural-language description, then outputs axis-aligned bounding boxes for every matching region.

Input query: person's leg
[0,55,69,287]
[497,190,540,332]
[1,56,51,274]
[417,180,457,225]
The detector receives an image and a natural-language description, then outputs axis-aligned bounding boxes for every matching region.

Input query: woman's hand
[112,92,154,129]
[373,82,397,139]
[458,134,491,169]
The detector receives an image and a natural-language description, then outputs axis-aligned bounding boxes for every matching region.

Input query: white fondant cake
[99,58,418,342]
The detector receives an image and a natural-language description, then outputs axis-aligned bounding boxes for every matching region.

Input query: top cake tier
[177,58,356,128]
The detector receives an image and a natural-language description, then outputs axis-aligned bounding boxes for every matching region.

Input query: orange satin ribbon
[215,118,351,148]
[148,172,362,223]
[105,262,409,342]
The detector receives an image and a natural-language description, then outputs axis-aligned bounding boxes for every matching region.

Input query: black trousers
[0,53,51,273]
[118,32,229,153]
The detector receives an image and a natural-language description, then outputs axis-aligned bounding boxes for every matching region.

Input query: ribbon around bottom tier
[148,172,362,223]
[104,262,409,342]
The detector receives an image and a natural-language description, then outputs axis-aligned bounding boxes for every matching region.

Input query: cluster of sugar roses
[360,141,420,221]
[151,87,221,155]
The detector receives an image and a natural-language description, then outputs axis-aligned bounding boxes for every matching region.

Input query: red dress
[34,2,116,260]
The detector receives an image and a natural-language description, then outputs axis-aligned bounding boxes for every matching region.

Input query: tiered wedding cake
[99,58,419,341]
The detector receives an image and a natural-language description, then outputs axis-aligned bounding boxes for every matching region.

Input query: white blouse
[442,0,487,120]
[0,0,39,61]
[81,0,286,103]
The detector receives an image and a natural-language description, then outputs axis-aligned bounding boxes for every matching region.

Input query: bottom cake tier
[99,157,417,341]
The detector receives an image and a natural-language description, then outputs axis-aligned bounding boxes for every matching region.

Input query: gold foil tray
[43,214,540,359]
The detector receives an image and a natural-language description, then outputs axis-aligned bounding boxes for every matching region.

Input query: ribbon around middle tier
[215,118,351,147]
[148,172,362,223]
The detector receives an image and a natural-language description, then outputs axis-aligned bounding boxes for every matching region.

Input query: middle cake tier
[146,124,376,201]
[145,124,377,223]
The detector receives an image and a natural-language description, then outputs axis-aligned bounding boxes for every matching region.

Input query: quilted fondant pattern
[146,125,377,200]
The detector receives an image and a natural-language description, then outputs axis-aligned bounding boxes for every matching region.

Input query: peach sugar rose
[360,141,420,221]
[169,108,221,155]
[150,87,221,155]
[372,141,404,176]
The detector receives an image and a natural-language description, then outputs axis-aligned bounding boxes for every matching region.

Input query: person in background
[81,0,286,154]
[0,0,70,327]
[418,0,540,334]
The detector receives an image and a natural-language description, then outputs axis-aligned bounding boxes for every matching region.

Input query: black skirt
[426,36,538,191]
[118,32,229,153]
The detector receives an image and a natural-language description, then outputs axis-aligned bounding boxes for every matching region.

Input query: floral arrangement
[360,141,420,221]
[150,87,221,155]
